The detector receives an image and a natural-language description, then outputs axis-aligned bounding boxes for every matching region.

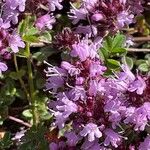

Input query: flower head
[80,123,102,142]
[35,14,56,30]
[8,32,25,53]
[104,129,121,148]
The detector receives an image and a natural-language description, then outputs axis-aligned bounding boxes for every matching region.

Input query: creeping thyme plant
[0,0,150,149]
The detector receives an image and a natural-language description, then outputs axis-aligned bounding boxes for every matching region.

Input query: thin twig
[127,48,150,52]
[30,42,45,47]
[132,36,150,42]
[8,116,31,128]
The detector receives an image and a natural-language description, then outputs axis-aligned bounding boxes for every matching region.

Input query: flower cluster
[0,25,25,73]
[46,37,150,149]
[0,0,26,73]
[2,0,26,25]
[69,0,145,36]
[0,0,150,149]
[0,0,64,74]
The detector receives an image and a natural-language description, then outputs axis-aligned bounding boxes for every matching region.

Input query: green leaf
[9,72,18,80]
[112,33,125,50]
[138,63,149,72]
[107,59,121,70]
[26,27,39,36]
[122,56,134,70]
[100,33,126,64]
[23,35,39,43]
[32,46,58,62]
[103,36,112,50]
[9,69,26,80]
[111,47,126,54]
[18,19,26,35]
[39,31,52,43]
[135,59,146,66]
[36,77,45,89]
[100,47,109,59]
[145,54,150,59]
[34,93,52,121]
[22,109,33,118]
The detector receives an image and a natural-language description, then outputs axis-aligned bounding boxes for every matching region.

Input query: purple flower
[81,139,105,150]
[2,0,26,24]
[0,62,8,74]
[88,80,98,96]
[53,93,78,129]
[45,64,67,92]
[128,76,146,95]
[139,136,150,150]
[0,18,10,29]
[121,64,135,82]
[91,13,104,22]
[56,93,78,118]
[5,0,26,12]
[65,131,79,146]
[104,98,122,113]
[109,112,122,129]
[83,0,98,11]
[35,14,56,30]
[71,40,98,61]
[89,62,106,77]
[45,76,65,93]
[53,111,67,129]
[80,123,102,142]
[68,86,86,101]
[127,0,144,15]
[12,129,26,142]
[61,61,80,76]
[71,41,90,62]
[49,141,66,150]
[117,11,134,28]
[2,7,19,24]
[124,104,149,131]
[75,77,85,85]
[119,0,127,4]
[69,5,87,24]
[104,129,121,148]
[47,0,63,11]
[75,25,97,37]
[49,142,58,150]
[8,32,25,53]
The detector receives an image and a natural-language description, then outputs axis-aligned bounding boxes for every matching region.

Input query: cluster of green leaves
[100,33,127,74]
[19,125,48,150]
[0,77,26,124]
[136,54,150,73]
[0,14,56,148]
[14,14,54,120]
[18,15,52,45]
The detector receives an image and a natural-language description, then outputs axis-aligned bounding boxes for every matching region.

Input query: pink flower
[104,129,121,148]
[8,32,25,53]
[35,14,56,30]
[80,123,102,142]
[47,0,63,11]
[0,62,8,74]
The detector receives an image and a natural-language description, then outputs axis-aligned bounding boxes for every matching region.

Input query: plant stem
[26,43,39,126]
[14,54,30,101]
